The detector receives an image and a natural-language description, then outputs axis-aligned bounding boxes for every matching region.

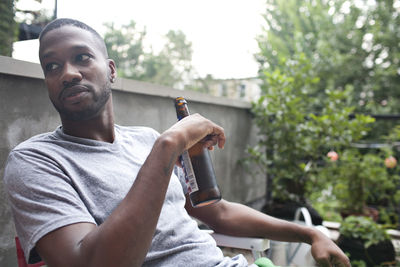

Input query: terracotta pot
[340,206,379,222]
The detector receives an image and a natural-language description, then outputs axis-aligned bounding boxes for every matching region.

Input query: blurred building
[192,77,261,102]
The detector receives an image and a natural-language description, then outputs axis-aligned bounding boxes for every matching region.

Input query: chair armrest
[202,230,270,252]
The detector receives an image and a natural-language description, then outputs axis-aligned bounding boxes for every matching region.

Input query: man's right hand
[164,113,226,153]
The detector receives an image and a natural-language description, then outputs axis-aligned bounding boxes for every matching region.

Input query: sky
[13,0,267,79]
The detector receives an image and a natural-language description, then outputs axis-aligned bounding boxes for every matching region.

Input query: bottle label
[181,150,199,193]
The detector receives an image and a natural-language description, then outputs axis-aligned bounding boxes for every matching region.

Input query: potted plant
[338,216,396,266]
[320,148,400,220]
[244,54,374,223]
[316,145,400,266]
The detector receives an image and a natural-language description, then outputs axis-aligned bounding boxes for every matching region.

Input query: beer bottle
[174,96,222,207]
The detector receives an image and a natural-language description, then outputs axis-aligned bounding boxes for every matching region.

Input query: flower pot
[262,201,323,225]
[337,236,396,266]
[340,206,379,222]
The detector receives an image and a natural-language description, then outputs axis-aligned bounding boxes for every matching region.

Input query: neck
[60,97,115,143]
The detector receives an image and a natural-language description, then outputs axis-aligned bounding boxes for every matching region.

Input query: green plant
[320,149,400,219]
[309,122,400,226]
[340,216,391,248]
[0,0,17,56]
[338,216,397,266]
[349,260,367,267]
[245,53,374,205]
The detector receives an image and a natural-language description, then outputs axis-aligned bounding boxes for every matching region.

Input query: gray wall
[0,56,265,266]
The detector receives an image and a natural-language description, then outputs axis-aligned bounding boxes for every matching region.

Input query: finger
[203,133,225,149]
[202,140,218,149]
[314,253,332,267]
[204,122,225,149]
[217,133,226,149]
[318,263,330,267]
[317,259,330,267]
[321,255,350,267]
[333,256,351,267]
[176,158,182,168]
[215,127,226,148]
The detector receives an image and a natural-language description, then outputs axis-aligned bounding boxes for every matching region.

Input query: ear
[108,59,117,82]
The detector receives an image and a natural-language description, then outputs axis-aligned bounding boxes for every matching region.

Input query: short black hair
[39,18,108,56]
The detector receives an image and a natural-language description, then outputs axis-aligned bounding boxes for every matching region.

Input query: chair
[15,237,46,267]
[15,233,269,267]
[266,207,331,266]
[204,230,270,260]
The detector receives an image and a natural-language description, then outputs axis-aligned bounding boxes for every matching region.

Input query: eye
[76,54,91,62]
[45,63,59,72]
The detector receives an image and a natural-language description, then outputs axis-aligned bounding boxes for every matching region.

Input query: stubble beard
[55,80,112,122]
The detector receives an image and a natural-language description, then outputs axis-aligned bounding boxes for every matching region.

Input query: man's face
[39,26,116,121]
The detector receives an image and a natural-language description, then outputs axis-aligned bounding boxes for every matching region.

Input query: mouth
[60,85,90,103]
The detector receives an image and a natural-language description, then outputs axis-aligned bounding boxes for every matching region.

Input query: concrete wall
[0,56,265,266]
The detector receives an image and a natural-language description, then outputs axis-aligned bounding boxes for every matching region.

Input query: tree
[103,21,146,80]
[0,0,16,56]
[257,0,400,116]
[0,0,54,56]
[251,0,400,223]
[103,21,195,89]
[140,30,194,88]
[15,0,54,41]
[245,53,374,208]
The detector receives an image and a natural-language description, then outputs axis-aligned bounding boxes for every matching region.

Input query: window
[219,83,227,97]
[239,84,246,98]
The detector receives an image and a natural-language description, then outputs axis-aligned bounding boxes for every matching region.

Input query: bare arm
[187,199,351,267]
[36,114,225,267]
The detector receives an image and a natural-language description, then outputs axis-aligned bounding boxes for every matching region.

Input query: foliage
[14,0,53,25]
[246,53,374,204]
[349,260,367,267]
[320,148,400,219]
[103,20,195,89]
[184,74,214,94]
[250,0,400,224]
[1,0,54,56]
[315,123,400,223]
[257,0,400,139]
[383,125,400,149]
[339,216,391,248]
[309,189,342,222]
[339,215,398,266]
[103,21,146,80]
[142,30,194,89]
[0,0,17,56]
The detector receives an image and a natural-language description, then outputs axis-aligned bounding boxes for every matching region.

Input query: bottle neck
[175,104,190,120]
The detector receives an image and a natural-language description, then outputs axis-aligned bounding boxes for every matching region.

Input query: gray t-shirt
[4,125,247,266]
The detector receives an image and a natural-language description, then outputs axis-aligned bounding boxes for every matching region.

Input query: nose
[61,62,82,85]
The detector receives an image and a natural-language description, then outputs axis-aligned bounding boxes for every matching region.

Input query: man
[4,18,350,267]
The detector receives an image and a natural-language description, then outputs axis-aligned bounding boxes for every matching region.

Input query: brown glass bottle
[174,97,222,207]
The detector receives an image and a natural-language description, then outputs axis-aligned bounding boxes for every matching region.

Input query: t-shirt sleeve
[3,149,95,263]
